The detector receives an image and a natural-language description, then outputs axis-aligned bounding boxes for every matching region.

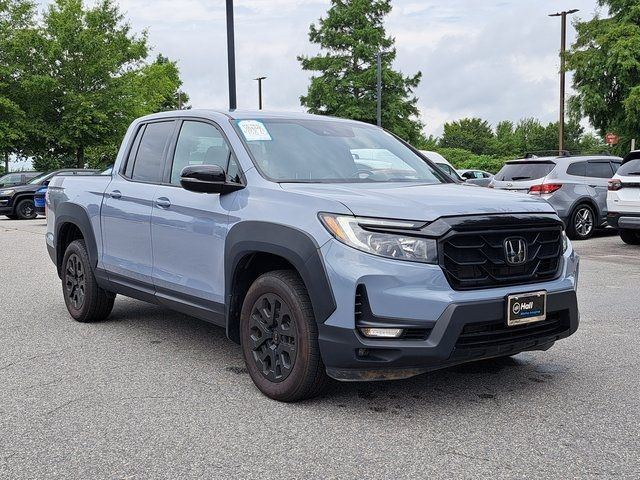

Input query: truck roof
[137,109,364,124]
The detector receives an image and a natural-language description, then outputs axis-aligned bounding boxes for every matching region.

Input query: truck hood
[280,182,556,221]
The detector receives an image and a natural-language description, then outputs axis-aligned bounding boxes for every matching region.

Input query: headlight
[319,213,438,263]
[0,189,15,196]
[562,231,569,253]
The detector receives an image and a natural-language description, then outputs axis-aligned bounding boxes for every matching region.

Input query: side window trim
[165,117,244,187]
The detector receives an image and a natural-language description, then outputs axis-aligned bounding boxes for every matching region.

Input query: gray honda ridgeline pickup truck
[46,110,579,401]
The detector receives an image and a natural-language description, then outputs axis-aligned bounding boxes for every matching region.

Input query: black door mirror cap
[180,164,244,194]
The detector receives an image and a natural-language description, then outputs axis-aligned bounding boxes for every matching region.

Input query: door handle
[155,198,171,208]
[109,190,122,199]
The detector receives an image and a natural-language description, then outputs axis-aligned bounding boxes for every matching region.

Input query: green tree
[439,118,494,154]
[31,0,187,169]
[567,0,640,153]
[298,0,425,145]
[0,0,37,172]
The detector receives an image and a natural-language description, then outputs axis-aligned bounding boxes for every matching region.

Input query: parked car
[0,169,99,219]
[458,169,494,187]
[419,150,464,181]
[34,186,48,216]
[0,171,42,188]
[607,150,640,245]
[46,110,579,402]
[489,154,622,240]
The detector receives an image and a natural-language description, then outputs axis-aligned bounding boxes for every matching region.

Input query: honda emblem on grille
[504,237,527,265]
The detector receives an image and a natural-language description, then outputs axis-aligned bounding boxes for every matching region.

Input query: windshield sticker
[237,120,272,141]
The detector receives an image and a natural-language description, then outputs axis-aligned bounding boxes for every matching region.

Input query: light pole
[549,9,579,153]
[254,76,267,110]
[226,0,237,110]
[376,53,382,127]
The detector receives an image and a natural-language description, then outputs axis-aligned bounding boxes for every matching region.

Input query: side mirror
[180,164,244,194]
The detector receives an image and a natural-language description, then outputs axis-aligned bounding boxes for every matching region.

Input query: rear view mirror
[180,165,244,194]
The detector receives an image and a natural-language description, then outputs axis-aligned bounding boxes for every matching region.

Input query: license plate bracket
[506,291,547,326]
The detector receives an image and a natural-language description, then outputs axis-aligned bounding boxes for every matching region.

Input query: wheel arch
[54,203,99,277]
[225,221,336,344]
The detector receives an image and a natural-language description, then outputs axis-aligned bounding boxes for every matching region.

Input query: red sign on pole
[605,133,619,145]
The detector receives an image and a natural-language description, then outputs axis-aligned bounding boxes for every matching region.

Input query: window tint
[131,121,174,183]
[617,159,640,176]
[171,121,239,185]
[1,173,22,184]
[586,162,614,178]
[566,161,586,177]
[611,161,622,174]
[494,162,555,181]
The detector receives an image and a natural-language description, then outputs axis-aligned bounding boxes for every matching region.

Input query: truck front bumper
[319,289,578,381]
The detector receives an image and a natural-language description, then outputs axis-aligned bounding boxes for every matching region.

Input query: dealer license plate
[506,291,547,326]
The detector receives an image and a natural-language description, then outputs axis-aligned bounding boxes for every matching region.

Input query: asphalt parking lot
[1,219,639,479]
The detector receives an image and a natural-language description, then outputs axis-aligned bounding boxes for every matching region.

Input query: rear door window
[494,162,555,181]
[566,161,586,177]
[586,162,614,178]
[130,121,175,183]
[617,159,640,176]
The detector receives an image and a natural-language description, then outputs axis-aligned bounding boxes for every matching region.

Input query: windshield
[233,118,448,184]
[494,162,555,181]
[618,159,640,176]
[28,172,52,184]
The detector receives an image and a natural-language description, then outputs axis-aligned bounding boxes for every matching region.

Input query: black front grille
[455,312,568,350]
[440,226,563,290]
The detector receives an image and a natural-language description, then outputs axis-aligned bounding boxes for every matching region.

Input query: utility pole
[376,53,382,127]
[549,9,579,153]
[254,76,267,110]
[177,90,183,110]
[226,0,237,110]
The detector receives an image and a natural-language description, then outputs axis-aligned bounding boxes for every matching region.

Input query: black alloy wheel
[16,199,37,220]
[240,270,330,402]
[65,253,86,310]
[248,292,298,383]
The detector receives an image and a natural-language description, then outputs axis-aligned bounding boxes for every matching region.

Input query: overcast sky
[109,0,602,137]
[14,0,603,170]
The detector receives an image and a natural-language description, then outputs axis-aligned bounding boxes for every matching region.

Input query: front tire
[240,270,330,402]
[567,204,595,240]
[620,229,640,245]
[15,198,37,220]
[62,239,115,322]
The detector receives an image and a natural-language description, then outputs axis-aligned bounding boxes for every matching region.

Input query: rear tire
[620,229,640,245]
[5,214,18,219]
[62,239,115,322]
[240,270,330,402]
[15,198,37,220]
[567,204,595,240]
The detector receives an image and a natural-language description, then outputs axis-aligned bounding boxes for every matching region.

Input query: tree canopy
[567,0,640,153]
[0,0,188,171]
[298,0,425,145]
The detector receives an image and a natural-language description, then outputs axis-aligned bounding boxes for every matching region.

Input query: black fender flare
[224,221,337,336]
[54,202,99,275]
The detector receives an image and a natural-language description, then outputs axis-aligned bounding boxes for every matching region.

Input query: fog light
[360,328,404,338]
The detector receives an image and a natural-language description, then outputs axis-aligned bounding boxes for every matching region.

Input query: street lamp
[549,8,579,152]
[226,0,237,110]
[254,76,267,110]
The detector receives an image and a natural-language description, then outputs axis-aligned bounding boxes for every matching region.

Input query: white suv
[607,151,640,245]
